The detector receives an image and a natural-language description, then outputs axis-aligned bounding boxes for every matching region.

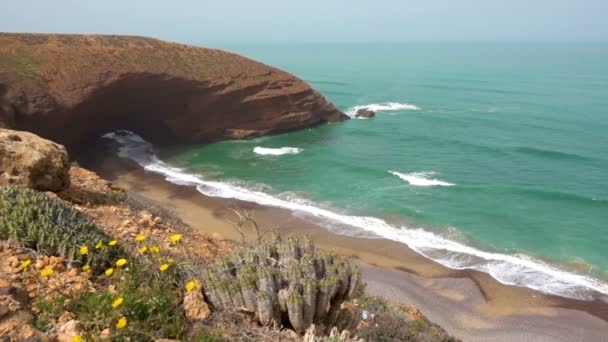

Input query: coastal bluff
[0,33,347,150]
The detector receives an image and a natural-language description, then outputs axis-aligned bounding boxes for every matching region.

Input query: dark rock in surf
[355,108,376,118]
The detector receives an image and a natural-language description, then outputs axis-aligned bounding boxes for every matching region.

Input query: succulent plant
[201,235,362,335]
[0,185,124,270]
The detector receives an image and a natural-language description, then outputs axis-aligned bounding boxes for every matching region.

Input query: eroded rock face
[0,128,70,191]
[0,33,348,152]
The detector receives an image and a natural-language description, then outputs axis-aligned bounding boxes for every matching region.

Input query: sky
[1,0,607,45]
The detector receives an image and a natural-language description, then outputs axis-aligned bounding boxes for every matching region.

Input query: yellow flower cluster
[40,267,54,277]
[116,316,128,329]
[135,235,146,242]
[185,280,197,292]
[112,297,124,309]
[19,259,32,270]
[169,234,182,244]
[80,245,89,255]
[115,258,128,267]
[159,264,170,272]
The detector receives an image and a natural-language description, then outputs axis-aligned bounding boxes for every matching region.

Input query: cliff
[0,33,347,151]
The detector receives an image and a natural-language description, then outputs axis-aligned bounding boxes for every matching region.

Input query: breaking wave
[102,130,608,302]
[253,147,303,156]
[389,171,455,187]
[345,102,420,117]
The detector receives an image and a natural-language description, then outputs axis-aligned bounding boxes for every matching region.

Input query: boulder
[0,128,70,192]
[183,291,212,321]
[355,108,376,118]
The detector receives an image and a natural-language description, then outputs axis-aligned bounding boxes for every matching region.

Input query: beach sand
[89,153,608,341]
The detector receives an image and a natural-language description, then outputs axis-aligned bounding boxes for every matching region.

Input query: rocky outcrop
[0,33,348,152]
[0,128,70,191]
[355,108,375,118]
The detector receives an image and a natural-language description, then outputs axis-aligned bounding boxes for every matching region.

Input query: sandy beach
[89,153,608,341]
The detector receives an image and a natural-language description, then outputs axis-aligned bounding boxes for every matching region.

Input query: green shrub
[68,258,188,341]
[0,185,125,270]
[356,296,458,342]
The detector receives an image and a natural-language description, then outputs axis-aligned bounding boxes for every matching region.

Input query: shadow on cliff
[14,73,276,152]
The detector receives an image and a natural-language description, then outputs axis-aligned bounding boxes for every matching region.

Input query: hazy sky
[1,0,607,44]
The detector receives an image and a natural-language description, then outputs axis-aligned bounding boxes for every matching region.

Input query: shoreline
[89,152,608,341]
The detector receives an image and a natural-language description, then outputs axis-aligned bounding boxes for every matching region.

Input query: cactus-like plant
[201,235,362,335]
[0,185,125,270]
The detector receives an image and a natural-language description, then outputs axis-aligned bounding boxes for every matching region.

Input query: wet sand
[91,154,608,341]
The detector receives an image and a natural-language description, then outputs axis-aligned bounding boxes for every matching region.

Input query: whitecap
[389,171,454,187]
[345,102,420,118]
[253,146,303,156]
[102,131,608,302]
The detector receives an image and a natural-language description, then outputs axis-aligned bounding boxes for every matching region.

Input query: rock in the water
[0,129,70,192]
[355,108,376,118]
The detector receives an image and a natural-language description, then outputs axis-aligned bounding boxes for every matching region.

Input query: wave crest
[102,131,608,302]
[345,102,420,117]
[253,146,303,156]
[389,171,455,187]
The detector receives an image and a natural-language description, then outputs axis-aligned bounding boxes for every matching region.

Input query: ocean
[105,43,608,301]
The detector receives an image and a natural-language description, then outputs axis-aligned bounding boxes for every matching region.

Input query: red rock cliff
[0,33,347,151]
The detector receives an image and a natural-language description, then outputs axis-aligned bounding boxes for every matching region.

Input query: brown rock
[0,33,347,153]
[54,319,81,342]
[183,291,212,321]
[100,328,111,340]
[355,108,376,118]
[0,128,70,192]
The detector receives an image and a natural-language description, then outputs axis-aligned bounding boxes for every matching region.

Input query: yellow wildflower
[95,241,104,249]
[79,245,89,255]
[82,265,90,271]
[116,316,127,329]
[105,268,114,276]
[112,297,124,309]
[139,246,148,254]
[115,258,128,267]
[167,258,175,264]
[185,280,196,292]
[19,259,32,270]
[159,264,170,272]
[150,246,160,253]
[135,235,146,242]
[169,234,182,244]
[108,240,118,246]
[72,336,83,342]
[40,267,54,277]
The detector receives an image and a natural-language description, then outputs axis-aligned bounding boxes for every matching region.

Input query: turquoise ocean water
[106,44,608,301]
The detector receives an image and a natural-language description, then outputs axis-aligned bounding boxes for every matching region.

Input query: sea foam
[345,102,420,117]
[389,171,455,187]
[102,130,608,302]
[253,146,303,156]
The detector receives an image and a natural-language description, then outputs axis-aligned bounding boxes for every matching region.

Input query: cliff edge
[0,33,347,150]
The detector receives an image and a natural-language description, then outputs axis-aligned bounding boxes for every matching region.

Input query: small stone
[55,319,81,342]
[100,328,111,340]
[0,305,9,318]
[183,291,211,321]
